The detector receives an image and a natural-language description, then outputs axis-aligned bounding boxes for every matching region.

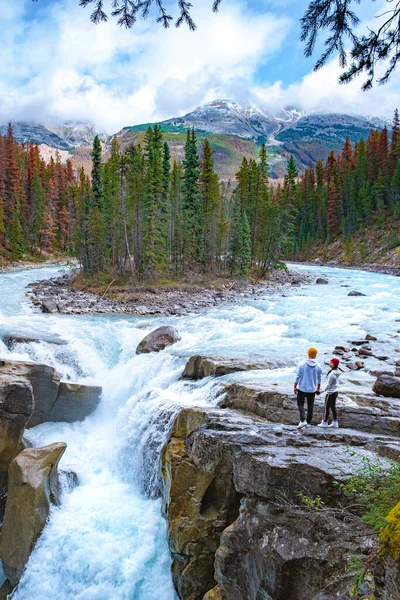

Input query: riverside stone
[136,326,181,354]
[40,298,59,313]
[315,278,328,284]
[181,355,287,380]
[0,442,67,587]
[373,374,400,399]
[0,360,102,426]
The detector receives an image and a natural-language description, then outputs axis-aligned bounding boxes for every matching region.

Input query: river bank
[292,259,400,276]
[26,268,314,316]
[0,258,76,274]
[292,221,400,275]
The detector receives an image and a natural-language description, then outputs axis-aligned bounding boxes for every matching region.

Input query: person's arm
[323,372,333,393]
[316,366,322,394]
[294,363,301,394]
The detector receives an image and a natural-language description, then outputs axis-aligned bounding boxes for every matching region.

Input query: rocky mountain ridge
[126,99,387,145]
[1,100,390,178]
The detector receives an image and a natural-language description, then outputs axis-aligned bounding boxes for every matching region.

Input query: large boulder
[373,374,400,399]
[0,375,34,473]
[0,442,66,587]
[0,360,101,426]
[181,355,287,380]
[136,326,181,354]
[0,360,60,427]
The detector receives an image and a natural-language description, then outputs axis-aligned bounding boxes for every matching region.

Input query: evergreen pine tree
[9,195,24,259]
[200,138,220,270]
[142,125,167,276]
[91,135,104,210]
[87,135,107,272]
[182,128,201,268]
[170,160,183,273]
[230,198,251,278]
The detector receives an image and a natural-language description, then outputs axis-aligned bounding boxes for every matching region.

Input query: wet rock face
[161,406,399,600]
[181,356,287,380]
[136,326,181,354]
[0,442,66,587]
[373,374,400,399]
[0,360,101,427]
[52,382,102,422]
[0,375,34,473]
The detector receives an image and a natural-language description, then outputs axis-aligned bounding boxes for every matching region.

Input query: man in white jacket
[294,347,322,428]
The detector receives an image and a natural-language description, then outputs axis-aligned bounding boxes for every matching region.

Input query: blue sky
[0,0,398,131]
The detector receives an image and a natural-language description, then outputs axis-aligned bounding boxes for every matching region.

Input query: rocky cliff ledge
[161,382,400,600]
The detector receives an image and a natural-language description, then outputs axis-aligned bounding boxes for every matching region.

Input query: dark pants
[323,392,338,422]
[297,390,315,424]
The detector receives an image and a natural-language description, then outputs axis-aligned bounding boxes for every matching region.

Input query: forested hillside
[0,125,82,261]
[290,110,400,258]
[1,112,399,277]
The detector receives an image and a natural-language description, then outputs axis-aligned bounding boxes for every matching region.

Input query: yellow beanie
[308,347,318,358]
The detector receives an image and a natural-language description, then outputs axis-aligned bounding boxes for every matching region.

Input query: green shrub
[335,454,400,531]
[297,490,325,511]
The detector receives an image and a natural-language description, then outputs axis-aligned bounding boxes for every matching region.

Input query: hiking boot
[317,421,329,428]
[297,420,308,428]
[328,421,339,428]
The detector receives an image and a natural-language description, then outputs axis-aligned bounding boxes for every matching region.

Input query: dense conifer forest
[1,111,399,278]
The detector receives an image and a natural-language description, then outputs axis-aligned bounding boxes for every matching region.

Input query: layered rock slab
[161,406,399,600]
[0,442,66,587]
[181,356,287,380]
[0,360,101,426]
[222,383,400,437]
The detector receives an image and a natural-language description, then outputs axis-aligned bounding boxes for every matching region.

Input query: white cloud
[251,0,400,119]
[251,58,399,118]
[0,0,291,132]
